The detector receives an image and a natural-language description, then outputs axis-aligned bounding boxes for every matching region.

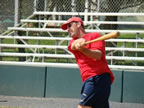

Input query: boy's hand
[71,38,86,50]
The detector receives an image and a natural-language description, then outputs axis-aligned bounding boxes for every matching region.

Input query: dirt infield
[0,95,144,108]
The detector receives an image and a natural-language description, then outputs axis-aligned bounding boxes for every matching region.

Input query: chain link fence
[0,0,14,33]
[36,0,144,13]
[0,0,144,33]
[0,0,34,34]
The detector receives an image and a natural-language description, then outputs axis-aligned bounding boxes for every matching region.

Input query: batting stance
[61,17,114,108]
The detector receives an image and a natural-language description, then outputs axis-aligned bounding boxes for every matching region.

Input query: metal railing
[0,12,144,70]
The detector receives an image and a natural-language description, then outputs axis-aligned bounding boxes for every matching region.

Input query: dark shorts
[79,73,111,108]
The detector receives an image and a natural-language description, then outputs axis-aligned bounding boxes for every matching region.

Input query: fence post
[84,0,88,22]
[14,0,19,27]
[34,0,37,12]
[97,0,100,12]
[44,0,47,11]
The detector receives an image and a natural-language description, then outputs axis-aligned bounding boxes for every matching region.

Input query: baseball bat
[85,31,120,45]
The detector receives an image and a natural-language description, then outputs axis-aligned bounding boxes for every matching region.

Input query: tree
[17,0,26,61]
[0,0,14,16]
[99,0,144,30]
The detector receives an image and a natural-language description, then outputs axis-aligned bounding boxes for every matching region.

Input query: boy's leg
[78,104,92,108]
[79,74,111,108]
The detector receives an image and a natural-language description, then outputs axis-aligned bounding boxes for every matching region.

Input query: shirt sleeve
[90,33,105,52]
[68,40,75,53]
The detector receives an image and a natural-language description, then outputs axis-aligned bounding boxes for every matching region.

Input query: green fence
[0,65,144,104]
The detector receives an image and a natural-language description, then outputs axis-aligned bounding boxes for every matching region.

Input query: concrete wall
[0,65,144,104]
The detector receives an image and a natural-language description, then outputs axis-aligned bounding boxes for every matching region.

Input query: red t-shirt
[68,32,114,84]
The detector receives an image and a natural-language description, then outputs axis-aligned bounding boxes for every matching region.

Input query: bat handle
[85,31,120,45]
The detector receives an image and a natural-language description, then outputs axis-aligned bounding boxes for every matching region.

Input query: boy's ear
[77,22,82,28]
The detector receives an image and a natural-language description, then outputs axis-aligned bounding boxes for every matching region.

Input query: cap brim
[61,23,68,30]
[61,17,84,30]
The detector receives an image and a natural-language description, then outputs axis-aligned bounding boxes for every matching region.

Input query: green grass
[1,33,144,65]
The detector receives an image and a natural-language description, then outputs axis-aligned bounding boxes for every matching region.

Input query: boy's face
[67,22,80,39]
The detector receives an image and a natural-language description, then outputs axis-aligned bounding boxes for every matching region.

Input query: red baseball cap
[61,17,84,30]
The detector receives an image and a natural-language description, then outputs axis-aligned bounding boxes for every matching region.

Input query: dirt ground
[0,95,144,108]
